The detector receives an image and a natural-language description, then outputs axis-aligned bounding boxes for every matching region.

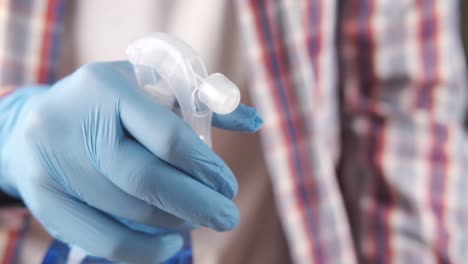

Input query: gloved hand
[0,61,262,263]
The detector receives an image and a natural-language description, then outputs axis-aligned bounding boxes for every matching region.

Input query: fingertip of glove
[161,233,184,249]
[250,111,264,132]
[236,105,263,133]
[224,212,240,231]
[219,165,238,199]
[212,202,239,232]
[212,104,263,133]
[156,234,184,262]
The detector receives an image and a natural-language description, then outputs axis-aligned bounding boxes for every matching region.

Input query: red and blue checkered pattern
[1,0,468,263]
[238,0,468,263]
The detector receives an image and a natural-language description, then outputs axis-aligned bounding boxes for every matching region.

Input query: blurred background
[1,1,468,263]
[462,1,468,129]
[462,1,468,61]
[461,1,468,130]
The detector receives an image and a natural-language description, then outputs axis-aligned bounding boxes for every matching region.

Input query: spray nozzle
[126,33,241,146]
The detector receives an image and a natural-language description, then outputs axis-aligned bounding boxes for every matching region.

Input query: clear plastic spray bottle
[127,32,241,264]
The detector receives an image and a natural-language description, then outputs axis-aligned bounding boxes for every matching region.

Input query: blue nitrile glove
[0,61,262,264]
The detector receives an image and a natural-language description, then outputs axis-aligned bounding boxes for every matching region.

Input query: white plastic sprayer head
[127,32,242,147]
[197,73,241,115]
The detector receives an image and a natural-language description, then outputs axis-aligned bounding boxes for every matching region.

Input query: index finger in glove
[212,104,263,132]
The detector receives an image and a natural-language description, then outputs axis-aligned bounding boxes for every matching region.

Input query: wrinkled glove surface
[0,61,262,263]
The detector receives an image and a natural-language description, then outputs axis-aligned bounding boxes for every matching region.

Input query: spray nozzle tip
[198,73,241,115]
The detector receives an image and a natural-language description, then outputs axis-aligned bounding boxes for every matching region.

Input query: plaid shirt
[1,0,467,263]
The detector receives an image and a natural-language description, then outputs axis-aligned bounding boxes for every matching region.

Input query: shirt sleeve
[339,0,468,262]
